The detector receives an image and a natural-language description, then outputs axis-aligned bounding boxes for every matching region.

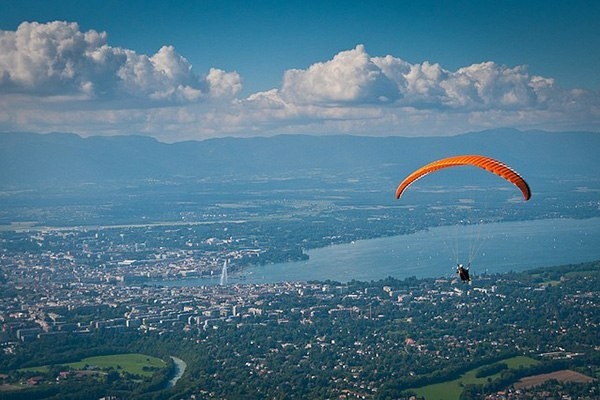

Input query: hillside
[1,129,599,189]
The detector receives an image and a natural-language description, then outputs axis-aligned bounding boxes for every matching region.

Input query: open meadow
[411,356,539,400]
[21,353,166,378]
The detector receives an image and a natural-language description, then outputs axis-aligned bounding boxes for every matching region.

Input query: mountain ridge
[1,129,599,189]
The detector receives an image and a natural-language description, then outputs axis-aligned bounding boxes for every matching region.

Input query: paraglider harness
[457,263,471,282]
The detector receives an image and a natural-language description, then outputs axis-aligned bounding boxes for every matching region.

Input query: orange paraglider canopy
[395,155,531,201]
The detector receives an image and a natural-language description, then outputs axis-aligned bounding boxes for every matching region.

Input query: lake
[159,217,600,286]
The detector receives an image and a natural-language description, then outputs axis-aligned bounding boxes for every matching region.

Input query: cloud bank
[0,21,241,103]
[0,22,598,141]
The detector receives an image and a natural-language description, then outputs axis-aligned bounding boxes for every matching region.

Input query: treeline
[0,331,176,400]
[475,362,508,378]
[0,329,140,370]
[459,352,600,399]
[376,352,519,399]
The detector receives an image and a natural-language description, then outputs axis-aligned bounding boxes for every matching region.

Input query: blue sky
[1,0,598,142]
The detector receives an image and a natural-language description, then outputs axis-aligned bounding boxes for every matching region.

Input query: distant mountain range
[1,129,599,189]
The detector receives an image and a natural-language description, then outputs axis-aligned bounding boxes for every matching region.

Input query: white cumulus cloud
[255,45,567,113]
[240,45,597,137]
[0,21,241,102]
[0,23,598,141]
[281,45,398,104]
[205,68,242,99]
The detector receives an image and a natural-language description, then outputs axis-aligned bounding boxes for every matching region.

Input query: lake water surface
[161,218,600,286]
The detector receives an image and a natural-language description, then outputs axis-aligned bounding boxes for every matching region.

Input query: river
[157,217,600,286]
[165,356,187,388]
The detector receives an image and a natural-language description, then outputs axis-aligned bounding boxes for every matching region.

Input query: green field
[411,356,539,400]
[22,353,166,378]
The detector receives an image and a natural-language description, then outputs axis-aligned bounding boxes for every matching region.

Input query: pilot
[456,264,471,282]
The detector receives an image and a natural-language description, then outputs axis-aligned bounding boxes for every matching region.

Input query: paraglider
[395,155,531,282]
[395,155,531,201]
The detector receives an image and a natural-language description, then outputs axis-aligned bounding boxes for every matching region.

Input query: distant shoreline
[148,217,600,286]
[0,219,248,232]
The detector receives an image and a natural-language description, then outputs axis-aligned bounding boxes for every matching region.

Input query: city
[1,199,599,398]
[1,147,599,398]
